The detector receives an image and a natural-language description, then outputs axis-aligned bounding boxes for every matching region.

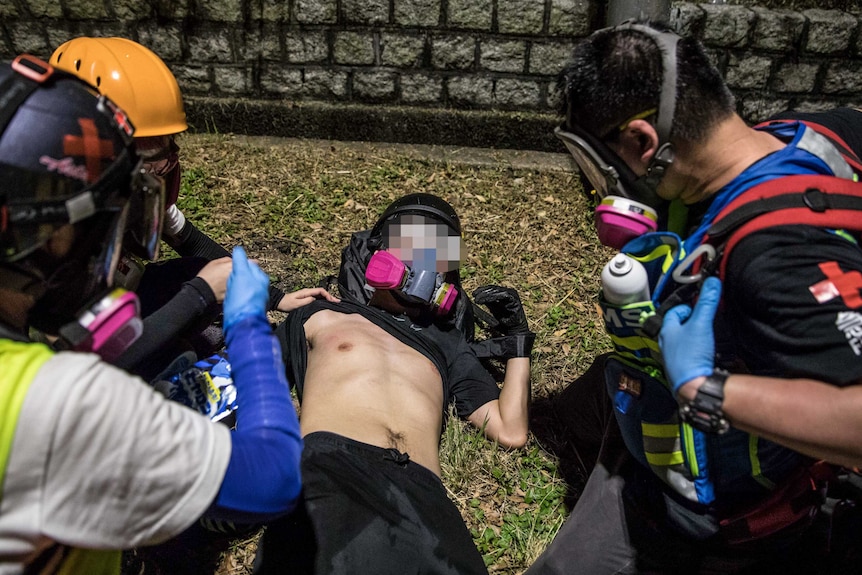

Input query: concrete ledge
[186,97,563,153]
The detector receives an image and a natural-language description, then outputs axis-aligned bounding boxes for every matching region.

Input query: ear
[616,119,661,171]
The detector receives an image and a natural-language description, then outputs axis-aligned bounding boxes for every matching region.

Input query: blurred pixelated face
[383,214,463,273]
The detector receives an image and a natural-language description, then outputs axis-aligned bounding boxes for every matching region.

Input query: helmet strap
[0,56,54,138]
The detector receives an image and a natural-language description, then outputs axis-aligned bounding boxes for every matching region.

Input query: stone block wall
[675,4,862,122]
[1,0,861,150]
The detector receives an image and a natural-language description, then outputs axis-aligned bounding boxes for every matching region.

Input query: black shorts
[255,431,488,575]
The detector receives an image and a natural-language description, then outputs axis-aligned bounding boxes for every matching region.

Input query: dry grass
[172,132,615,574]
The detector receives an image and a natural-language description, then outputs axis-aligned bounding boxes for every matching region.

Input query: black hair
[558,20,735,145]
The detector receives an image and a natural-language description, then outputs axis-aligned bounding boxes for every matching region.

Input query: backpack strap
[703,174,862,279]
[755,118,862,175]
[645,121,862,338]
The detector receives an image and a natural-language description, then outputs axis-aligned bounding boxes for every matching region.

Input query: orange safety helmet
[50,37,187,138]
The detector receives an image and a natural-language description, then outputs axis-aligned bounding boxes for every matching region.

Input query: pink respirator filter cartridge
[365,251,408,289]
[78,289,144,362]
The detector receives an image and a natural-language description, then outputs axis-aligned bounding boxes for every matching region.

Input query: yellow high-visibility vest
[0,339,121,575]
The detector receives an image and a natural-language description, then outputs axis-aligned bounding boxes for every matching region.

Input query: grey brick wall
[2,1,861,149]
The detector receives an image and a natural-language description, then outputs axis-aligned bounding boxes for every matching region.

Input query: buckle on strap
[0,55,54,138]
[803,188,829,212]
[11,54,53,84]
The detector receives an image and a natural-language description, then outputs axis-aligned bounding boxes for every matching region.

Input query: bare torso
[299,309,446,475]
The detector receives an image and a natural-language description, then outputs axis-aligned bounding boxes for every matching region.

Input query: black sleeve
[168,219,231,260]
[114,277,218,379]
[724,225,862,385]
[768,108,862,160]
[167,219,287,311]
[268,284,286,312]
[274,315,305,396]
[448,336,501,419]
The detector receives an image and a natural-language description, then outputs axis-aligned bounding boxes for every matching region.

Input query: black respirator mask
[555,21,680,249]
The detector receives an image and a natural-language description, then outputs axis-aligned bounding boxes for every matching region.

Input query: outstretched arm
[681,373,862,469]
[468,357,530,448]
[661,276,862,468]
[467,285,533,448]
[207,246,303,523]
[166,212,288,311]
[275,287,340,313]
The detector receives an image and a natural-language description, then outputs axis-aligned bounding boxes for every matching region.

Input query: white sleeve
[3,352,232,550]
[163,204,187,238]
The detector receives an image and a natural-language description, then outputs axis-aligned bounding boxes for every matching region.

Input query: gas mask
[556,21,680,250]
[366,195,464,316]
[24,208,145,361]
[55,288,143,361]
[0,55,160,359]
[365,250,459,315]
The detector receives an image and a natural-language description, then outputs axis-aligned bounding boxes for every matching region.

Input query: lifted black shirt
[275,299,501,419]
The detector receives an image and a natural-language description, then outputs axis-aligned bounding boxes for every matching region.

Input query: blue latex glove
[659,276,722,395]
[223,246,270,331]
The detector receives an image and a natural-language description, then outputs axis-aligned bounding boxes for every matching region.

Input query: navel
[386,428,406,451]
[338,342,353,351]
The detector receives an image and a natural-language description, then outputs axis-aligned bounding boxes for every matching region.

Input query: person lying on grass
[255,193,534,575]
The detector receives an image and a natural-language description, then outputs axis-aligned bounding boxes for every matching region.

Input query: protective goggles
[554,115,669,206]
[124,161,165,261]
[365,250,459,315]
[1,152,163,264]
[554,124,627,202]
[136,135,181,206]
[138,136,179,178]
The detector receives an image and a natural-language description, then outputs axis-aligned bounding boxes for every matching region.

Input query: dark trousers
[254,431,488,575]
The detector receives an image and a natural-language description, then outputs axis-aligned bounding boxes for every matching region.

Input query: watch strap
[679,369,730,434]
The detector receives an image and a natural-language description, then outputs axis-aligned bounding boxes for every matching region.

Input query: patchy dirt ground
[153,133,616,574]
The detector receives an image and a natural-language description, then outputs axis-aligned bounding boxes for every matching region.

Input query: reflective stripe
[682,422,700,477]
[609,334,661,353]
[57,548,121,575]
[646,450,685,466]
[797,126,855,180]
[642,420,695,497]
[655,466,699,501]
[642,422,679,438]
[748,434,775,490]
[0,339,53,503]
[606,346,663,367]
[630,243,678,274]
[643,435,682,459]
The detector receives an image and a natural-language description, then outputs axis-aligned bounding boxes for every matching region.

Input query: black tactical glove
[473,285,530,335]
[473,285,534,358]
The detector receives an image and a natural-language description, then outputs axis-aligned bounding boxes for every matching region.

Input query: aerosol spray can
[601,253,650,305]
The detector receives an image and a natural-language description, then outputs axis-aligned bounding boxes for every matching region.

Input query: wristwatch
[679,369,730,434]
